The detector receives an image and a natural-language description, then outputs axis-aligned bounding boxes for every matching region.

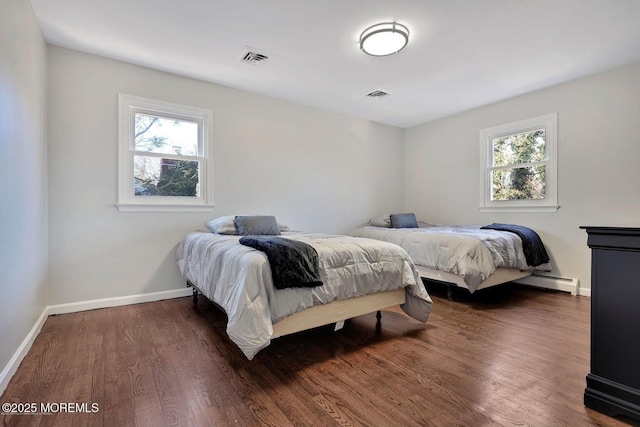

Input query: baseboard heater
[514,273,580,296]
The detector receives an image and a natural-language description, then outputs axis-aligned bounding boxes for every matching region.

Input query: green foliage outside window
[491,129,546,201]
[135,159,199,196]
[133,114,200,197]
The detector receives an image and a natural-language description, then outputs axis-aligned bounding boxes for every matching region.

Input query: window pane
[491,166,545,200]
[134,113,198,156]
[134,156,200,197]
[492,129,545,167]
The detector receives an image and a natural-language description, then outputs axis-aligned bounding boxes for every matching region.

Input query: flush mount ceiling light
[359,22,409,56]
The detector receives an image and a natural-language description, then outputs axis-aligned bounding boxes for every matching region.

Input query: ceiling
[30,0,640,128]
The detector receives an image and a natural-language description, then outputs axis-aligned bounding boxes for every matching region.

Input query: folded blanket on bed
[481,223,550,267]
[239,236,323,290]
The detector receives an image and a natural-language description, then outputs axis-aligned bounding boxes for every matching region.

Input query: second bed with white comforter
[348,225,552,293]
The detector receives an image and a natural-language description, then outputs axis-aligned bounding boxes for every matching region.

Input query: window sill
[479,205,559,213]
[116,203,215,213]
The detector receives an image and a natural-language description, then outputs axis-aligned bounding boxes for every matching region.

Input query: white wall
[0,0,48,375]
[405,62,640,291]
[47,46,405,305]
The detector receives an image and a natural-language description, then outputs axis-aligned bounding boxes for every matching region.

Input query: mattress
[348,225,551,293]
[176,231,433,359]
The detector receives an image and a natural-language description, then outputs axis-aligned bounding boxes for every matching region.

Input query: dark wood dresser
[581,226,640,421]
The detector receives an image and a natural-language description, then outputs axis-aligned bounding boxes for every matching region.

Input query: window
[117,94,214,212]
[479,113,558,212]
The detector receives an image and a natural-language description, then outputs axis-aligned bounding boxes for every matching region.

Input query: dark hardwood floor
[1,283,637,426]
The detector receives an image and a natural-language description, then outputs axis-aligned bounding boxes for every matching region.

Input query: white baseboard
[0,307,49,396]
[0,287,192,396]
[47,287,192,315]
[514,273,586,296]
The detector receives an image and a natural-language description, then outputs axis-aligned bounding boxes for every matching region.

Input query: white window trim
[479,113,558,213]
[117,94,214,212]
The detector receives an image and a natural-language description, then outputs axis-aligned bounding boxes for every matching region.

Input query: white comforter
[176,232,433,359]
[348,226,551,292]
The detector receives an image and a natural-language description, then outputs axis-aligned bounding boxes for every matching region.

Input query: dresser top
[580,226,640,234]
[581,226,640,249]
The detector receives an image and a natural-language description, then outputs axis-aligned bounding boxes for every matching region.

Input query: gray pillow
[234,215,281,236]
[390,213,419,228]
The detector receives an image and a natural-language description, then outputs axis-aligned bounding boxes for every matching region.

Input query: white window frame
[117,94,214,212]
[479,113,558,213]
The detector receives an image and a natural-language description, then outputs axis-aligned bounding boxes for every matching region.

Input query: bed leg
[375,310,382,334]
[192,287,198,305]
[447,284,453,301]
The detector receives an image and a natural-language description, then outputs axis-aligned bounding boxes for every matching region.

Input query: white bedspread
[348,226,551,292]
[176,231,433,359]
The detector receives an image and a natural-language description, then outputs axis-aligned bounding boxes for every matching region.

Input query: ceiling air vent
[241,51,269,66]
[365,90,389,98]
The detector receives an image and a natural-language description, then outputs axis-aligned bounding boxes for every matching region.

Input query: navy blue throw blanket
[239,236,323,290]
[481,223,550,267]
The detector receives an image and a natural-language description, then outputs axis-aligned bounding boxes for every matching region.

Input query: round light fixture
[359,22,409,56]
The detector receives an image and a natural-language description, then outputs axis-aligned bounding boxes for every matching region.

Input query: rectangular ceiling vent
[241,51,269,66]
[365,90,389,98]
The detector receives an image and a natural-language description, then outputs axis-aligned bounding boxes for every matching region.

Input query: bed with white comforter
[177,231,433,359]
[348,226,552,293]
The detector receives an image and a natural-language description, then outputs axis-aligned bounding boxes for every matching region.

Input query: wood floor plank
[1,283,638,426]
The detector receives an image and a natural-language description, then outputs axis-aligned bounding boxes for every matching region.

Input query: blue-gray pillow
[234,215,281,236]
[390,213,419,228]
